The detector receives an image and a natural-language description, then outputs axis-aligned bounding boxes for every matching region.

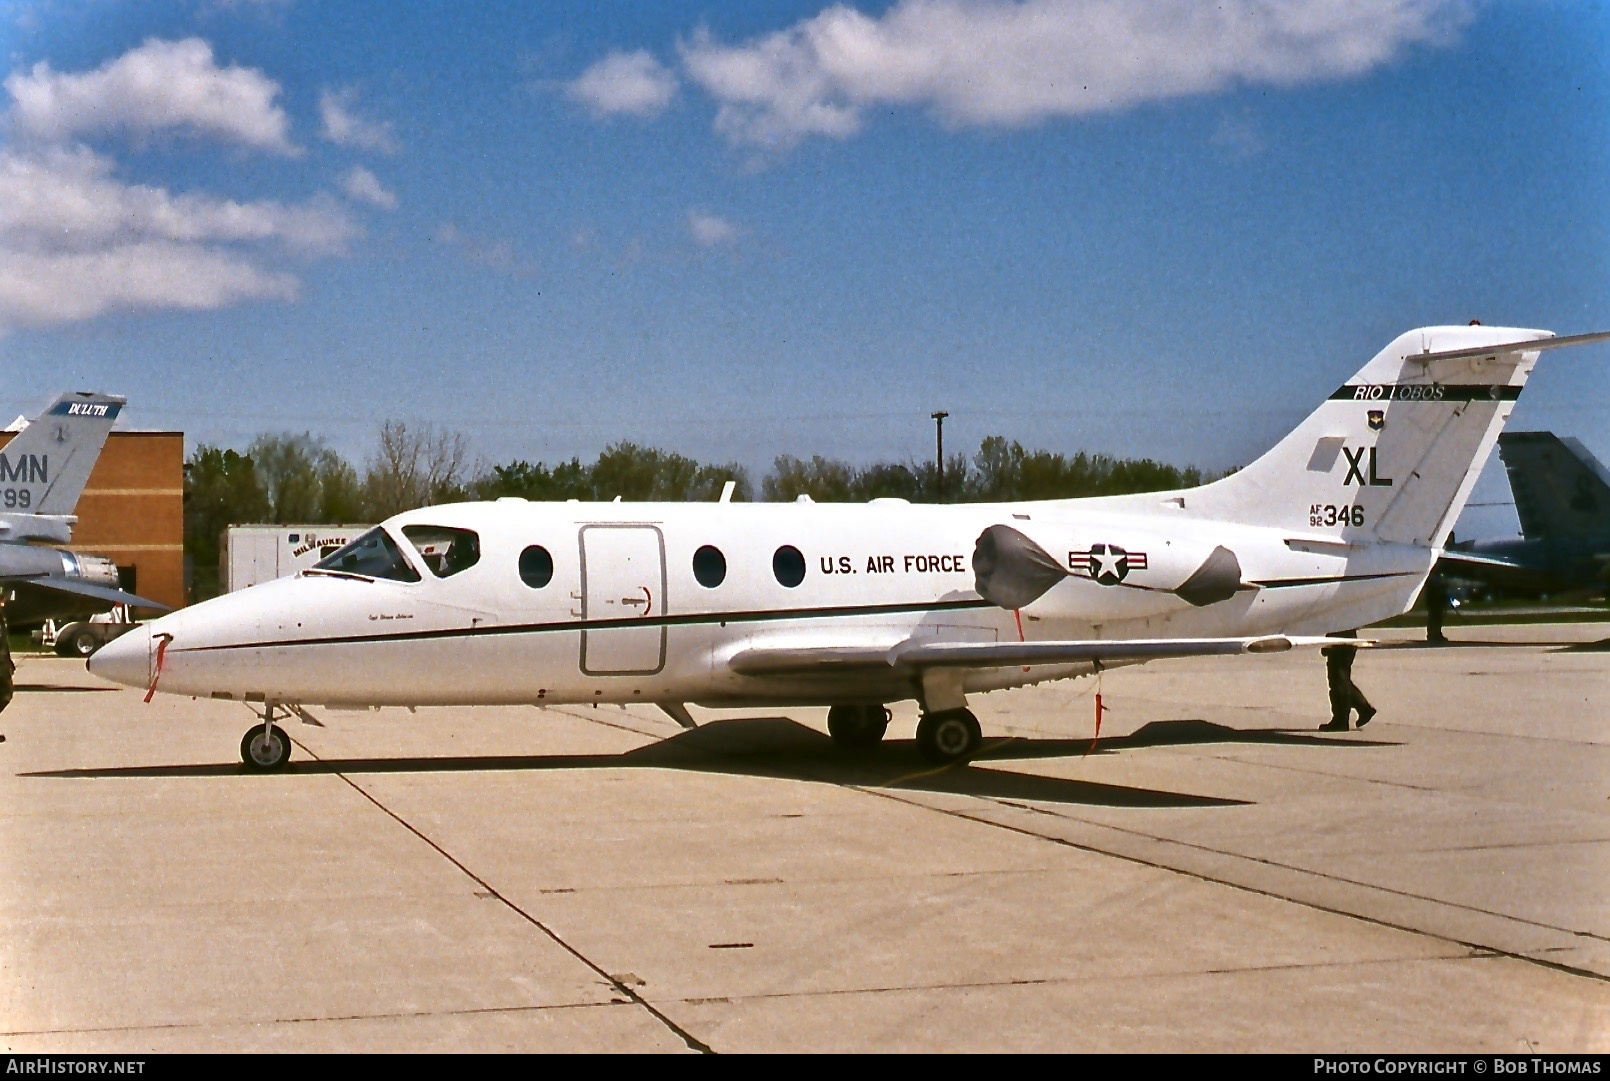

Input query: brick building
[0,429,186,611]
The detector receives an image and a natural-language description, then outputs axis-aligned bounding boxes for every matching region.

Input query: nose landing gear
[241,722,292,771]
[240,703,296,771]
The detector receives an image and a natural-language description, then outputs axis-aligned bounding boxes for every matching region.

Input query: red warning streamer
[144,633,173,703]
[1085,668,1106,757]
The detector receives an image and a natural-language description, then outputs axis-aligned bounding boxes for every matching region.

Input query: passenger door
[579,525,667,675]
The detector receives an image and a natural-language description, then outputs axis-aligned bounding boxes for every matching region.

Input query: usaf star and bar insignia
[1068,543,1148,586]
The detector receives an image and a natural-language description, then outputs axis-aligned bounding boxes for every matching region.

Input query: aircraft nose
[87,626,151,690]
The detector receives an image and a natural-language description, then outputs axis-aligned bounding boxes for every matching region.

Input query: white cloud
[688,209,741,248]
[340,165,398,209]
[4,37,297,153]
[0,146,356,332]
[319,87,398,153]
[0,242,299,329]
[671,0,1470,149]
[566,49,679,118]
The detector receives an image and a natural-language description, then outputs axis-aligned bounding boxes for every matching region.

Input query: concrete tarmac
[2,623,1606,1052]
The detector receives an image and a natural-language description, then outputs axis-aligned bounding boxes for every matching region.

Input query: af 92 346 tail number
[1310,504,1364,528]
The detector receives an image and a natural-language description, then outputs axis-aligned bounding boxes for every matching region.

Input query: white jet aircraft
[90,325,1609,770]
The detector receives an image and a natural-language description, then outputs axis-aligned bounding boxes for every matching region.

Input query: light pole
[931,410,949,503]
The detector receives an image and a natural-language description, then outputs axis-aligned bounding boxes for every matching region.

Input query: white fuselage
[91,496,1432,709]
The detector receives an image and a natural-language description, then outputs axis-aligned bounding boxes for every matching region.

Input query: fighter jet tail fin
[1137,327,1608,548]
[1,392,126,517]
[1498,431,1610,541]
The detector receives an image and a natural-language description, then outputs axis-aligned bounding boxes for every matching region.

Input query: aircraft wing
[727,635,1357,676]
[1437,550,1527,572]
[1,574,172,611]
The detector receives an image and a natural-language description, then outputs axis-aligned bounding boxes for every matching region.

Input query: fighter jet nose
[87,626,151,690]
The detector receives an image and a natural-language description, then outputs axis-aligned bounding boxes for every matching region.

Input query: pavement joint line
[287,734,716,1055]
[985,796,1610,948]
[1194,751,1445,792]
[661,951,1493,1007]
[1,998,631,1039]
[988,802,1610,947]
[851,785,1610,982]
[510,865,1065,900]
[1389,837,1610,854]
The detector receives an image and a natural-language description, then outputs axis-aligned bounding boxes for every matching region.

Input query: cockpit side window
[311,528,421,582]
[401,525,482,578]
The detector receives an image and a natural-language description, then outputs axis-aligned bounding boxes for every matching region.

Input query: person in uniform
[1422,573,1449,644]
[0,594,14,715]
[1319,631,1374,731]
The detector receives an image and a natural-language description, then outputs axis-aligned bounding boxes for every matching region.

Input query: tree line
[185,422,1208,599]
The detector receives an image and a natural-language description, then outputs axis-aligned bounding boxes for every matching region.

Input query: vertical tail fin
[1,391,125,516]
[1155,326,1561,546]
[1498,431,1610,540]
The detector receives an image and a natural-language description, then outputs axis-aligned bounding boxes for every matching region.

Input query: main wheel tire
[916,709,981,763]
[53,624,90,657]
[241,724,292,771]
[827,703,890,748]
[66,628,103,657]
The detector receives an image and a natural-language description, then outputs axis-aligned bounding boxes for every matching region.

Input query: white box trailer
[222,524,372,592]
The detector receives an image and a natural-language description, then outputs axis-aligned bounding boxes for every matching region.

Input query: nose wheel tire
[827,704,890,748]
[916,709,981,763]
[241,724,292,771]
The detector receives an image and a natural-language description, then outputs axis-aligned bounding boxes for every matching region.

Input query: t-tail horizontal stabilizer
[1123,326,1609,550]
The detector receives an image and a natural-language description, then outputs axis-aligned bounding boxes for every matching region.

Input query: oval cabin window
[693,545,727,588]
[772,545,806,588]
[519,545,554,589]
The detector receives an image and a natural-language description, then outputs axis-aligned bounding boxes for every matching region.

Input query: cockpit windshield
[401,525,481,578]
[310,527,421,582]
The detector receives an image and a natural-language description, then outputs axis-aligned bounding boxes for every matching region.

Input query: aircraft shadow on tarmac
[13,683,120,693]
[25,717,1395,809]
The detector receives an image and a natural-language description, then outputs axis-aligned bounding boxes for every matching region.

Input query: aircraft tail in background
[1,391,125,517]
[1498,431,1610,541]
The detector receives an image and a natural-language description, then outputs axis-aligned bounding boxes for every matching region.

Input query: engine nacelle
[972,521,1251,619]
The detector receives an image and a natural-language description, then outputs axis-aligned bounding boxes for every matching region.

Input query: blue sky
[1,1,1605,536]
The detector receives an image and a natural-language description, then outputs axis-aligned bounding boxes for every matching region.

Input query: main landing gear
[915,709,981,764]
[240,704,295,771]
[825,702,982,763]
[826,703,889,748]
